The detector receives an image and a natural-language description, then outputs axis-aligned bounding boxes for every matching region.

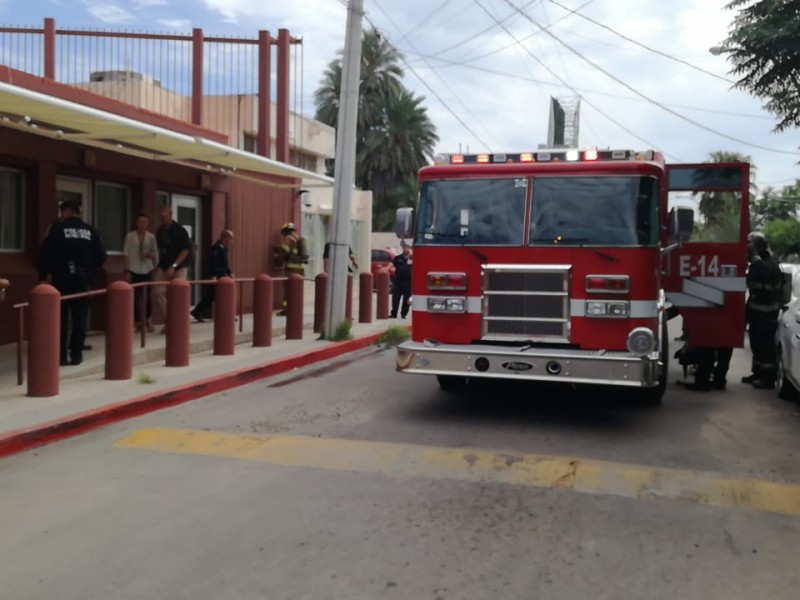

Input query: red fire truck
[394,149,750,403]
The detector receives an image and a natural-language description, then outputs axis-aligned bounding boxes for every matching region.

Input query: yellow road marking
[115,427,800,517]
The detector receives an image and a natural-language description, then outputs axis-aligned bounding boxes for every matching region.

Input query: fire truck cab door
[664,163,750,348]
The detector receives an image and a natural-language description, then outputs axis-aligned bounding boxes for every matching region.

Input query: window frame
[93,181,131,255]
[0,166,24,252]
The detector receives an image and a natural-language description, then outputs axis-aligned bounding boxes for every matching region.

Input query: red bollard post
[165,278,190,367]
[345,272,353,323]
[105,280,133,380]
[314,272,327,333]
[285,273,304,340]
[376,270,391,319]
[253,274,273,347]
[213,277,236,356]
[359,272,373,323]
[27,284,61,397]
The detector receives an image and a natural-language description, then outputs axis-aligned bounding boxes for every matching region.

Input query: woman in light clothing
[123,213,158,331]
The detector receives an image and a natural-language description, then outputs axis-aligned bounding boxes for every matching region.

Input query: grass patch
[377,325,410,348]
[318,320,354,341]
[137,373,156,384]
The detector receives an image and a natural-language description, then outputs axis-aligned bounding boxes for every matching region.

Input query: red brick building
[0,19,333,344]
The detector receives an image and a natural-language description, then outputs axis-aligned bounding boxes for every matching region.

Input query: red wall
[0,127,297,343]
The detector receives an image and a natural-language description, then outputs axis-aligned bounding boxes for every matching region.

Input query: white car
[775,265,800,400]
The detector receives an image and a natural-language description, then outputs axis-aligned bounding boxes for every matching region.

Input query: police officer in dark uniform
[39,199,107,366]
[191,229,234,322]
[741,231,783,388]
[391,241,412,319]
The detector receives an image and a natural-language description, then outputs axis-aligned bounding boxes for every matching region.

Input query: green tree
[373,177,419,232]
[722,0,800,131]
[763,217,800,258]
[314,28,438,230]
[750,185,799,229]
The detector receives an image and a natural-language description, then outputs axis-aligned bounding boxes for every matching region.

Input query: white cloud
[82,1,136,24]
[135,0,168,6]
[158,18,191,30]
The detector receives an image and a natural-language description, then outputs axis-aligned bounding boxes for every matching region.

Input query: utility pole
[325,0,363,338]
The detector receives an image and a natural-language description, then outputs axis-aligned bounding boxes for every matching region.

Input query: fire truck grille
[483,267,570,340]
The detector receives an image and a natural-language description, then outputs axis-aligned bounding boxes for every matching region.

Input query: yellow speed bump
[115,427,800,517]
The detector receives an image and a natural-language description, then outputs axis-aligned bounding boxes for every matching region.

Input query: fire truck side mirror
[395,207,414,239]
[669,207,695,242]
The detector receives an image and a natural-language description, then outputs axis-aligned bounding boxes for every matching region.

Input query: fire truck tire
[437,375,469,392]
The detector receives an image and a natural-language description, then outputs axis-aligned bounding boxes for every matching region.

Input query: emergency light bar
[442,149,654,165]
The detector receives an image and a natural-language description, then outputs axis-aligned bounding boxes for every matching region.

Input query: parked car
[371,247,396,289]
[775,265,800,400]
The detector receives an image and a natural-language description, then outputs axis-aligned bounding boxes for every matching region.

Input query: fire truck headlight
[585,301,629,318]
[427,296,466,313]
[586,301,607,316]
[627,327,656,357]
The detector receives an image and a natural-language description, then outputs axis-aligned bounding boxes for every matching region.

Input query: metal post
[253,274,273,347]
[105,281,133,381]
[27,284,60,397]
[324,0,363,339]
[257,30,271,158]
[191,28,204,126]
[213,277,236,355]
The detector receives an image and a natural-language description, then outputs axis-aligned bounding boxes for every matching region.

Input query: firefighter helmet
[747,231,768,254]
[281,222,296,234]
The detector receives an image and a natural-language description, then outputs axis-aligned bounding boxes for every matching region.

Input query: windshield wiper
[530,236,589,244]
[422,231,488,262]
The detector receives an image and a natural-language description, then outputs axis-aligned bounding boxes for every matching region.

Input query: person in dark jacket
[191,230,234,322]
[38,199,107,366]
[153,205,192,333]
[741,231,784,388]
[391,241,412,319]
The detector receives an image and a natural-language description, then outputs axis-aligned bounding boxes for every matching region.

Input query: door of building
[56,176,92,222]
[172,194,202,303]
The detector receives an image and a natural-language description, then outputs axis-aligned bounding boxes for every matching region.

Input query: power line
[500,0,799,156]
[403,0,456,44]
[472,0,681,160]
[400,51,772,120]
[360,9,495,152]
[544,0,735,84]
[372,0,501,149]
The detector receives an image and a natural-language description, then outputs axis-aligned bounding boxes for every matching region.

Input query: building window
[94,182,130,253]
[0,168,23,251]
[289,149,318,173]
[243,133,257,153]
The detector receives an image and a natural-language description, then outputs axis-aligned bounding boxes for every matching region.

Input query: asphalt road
[1,344,799,600]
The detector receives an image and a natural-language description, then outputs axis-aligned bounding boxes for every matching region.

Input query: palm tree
[358,89,439,200]
[314,28,439,229]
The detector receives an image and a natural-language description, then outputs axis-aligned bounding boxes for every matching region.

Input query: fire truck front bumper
[396,341,662,388]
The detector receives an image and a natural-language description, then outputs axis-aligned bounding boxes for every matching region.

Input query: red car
[371,247,396,289]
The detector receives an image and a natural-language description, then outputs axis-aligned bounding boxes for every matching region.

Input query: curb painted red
[0,331,387,459]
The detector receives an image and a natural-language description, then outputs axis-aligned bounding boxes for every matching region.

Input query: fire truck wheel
[437,375,469,392]
[776,350,798,401]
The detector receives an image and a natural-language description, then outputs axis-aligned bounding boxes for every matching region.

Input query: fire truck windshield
[530,176,659,246]
[416,178,527,245]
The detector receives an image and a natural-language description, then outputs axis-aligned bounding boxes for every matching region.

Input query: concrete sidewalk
[0,280,407,455]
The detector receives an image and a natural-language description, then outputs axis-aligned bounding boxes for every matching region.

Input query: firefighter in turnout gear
[277,222,309,315]
[741,231,783,389]
[38,199,108,366]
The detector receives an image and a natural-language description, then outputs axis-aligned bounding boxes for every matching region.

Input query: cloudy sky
[5,0,799,190]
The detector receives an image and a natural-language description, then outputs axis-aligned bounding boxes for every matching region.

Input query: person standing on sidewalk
[323,242,358,273]
[153,205,192,333]
[123,213,158,332]
[191,230,234,322]
[38,199,107,366]
[390,241,412,319]
[741,231,783,389]
[277,222,309,315]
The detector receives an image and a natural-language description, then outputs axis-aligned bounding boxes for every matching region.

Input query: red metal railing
[0,17,300,158]
[12,277,289,386]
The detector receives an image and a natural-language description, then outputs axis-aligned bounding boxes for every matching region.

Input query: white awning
[0,80,334,187]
